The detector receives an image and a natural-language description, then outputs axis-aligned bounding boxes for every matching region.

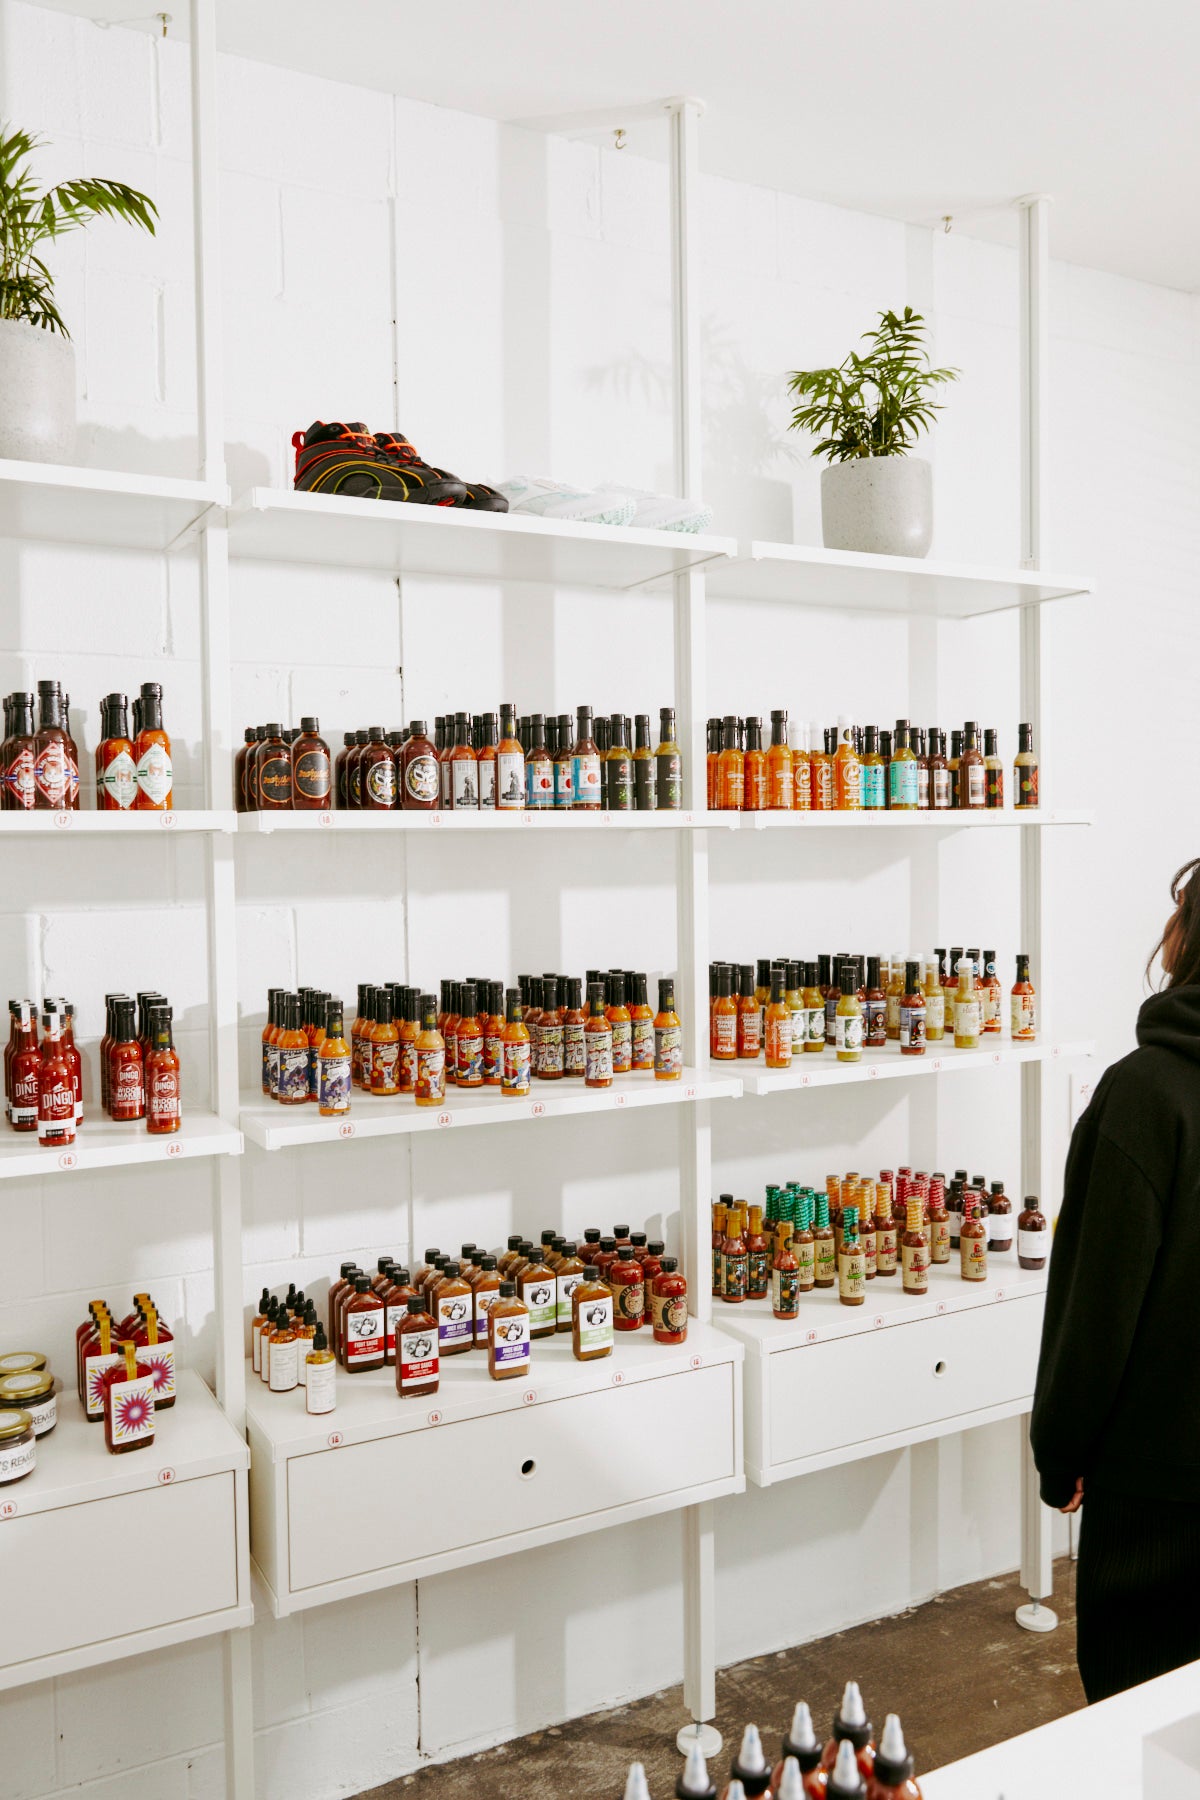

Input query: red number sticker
[992,1053,1002,1065]
[165,1142,183,1156]
[157,1466,176,1484]
[682,811,694,825]
[868,1065,879,1079]
[684,1085,697,1099]
[522,1389,537,1406]
[874,1315,885,1328]
[935,1302,947,1316]
[436,1111,452,1127]
[531,1102,546,1118]
[160,811,176,828]
[805,1329,818,1343]
[614,1092,627,1106]
[338,1122,355,1138]
[690,1355,702,1369]
[318,811,332,827]
[327,1431,344,1448]
[932,1058,943,1071]
[54,812,70,829]
[427,1409,443,1426]
[57,1151,77,1170]
[430,812,442,826]
[0,1499,17,1518]
[611,1370,625,1385]
[995,1289,1006,1303]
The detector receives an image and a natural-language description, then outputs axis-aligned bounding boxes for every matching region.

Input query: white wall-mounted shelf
[0,1112,243,1181]
[240,1069,740,1151]
[227,486,738,589]
[726,1038,1093,1097]
[0,1372,251,1691]
[0,459,228,553]
[714,1261,1047,1486]
[235,807,1091,835]
[247,1322,743,1616]
[739,807,1093,830]
[705,540,1094,618]
[2,810,237,836]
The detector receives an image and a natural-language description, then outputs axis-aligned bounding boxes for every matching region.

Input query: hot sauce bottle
[835,963,864,1063]
[887,721,918,810]
[959,1196,988,1282]
[812,1192,835,1288]
[765,709,794,809]
[771,1223,800,1319]
[926,1179,950,1264]
[501,987,531,1095]
[401,718,439,811]
[726,1725,772,1800]
[834,716,863,810]
[415,992,446,1106]
[109,998,145,1121]
[864,956,887,1049]
[38,1002,75,1147]
[397,1292,439,1397]
[571,705,602,810]
[1011,953,1037,1041]
[772,1703,823,1797]
[652,977,682,1080]
[788,719,811,811]
[735,959,763,1059]
[899,961,926,1056]
[360,725,396,810]
[102,1341,156,1455]
[706,718,720,810]
[655,706,682,810]
[821,1684,875,1783]
[865,1714,921,1800]
[649,1257,687,1342]
[742,716,767,811]
[979,951,1002,1035]
[433,1261,474,1356]
[987,1179,1014,1254]
[764,968,792,1068]
[256,721,290,812]
[274,994,308,1107]
[343,1276,386,1371]
[234,726,257,810]
[1018,1194,1048,1269]
[606,972,632,1074]
[604,712,633,812]
[900,1199,929,1295]
[8,1001,39,1131]
[487,1281,531,1379]
[1014,722,1039,807]
[367,986,400,1094]
[873,1184,898,1277]
[625,972,654,1072]
[455,981,484,1089]
[318,998,351,1116]
[982,727,1004,809]
[32,681,72,810]
[609,1242,645,1330]
[722,1206,748,1303]
[717,715,745,810]
[953,958,982,1049]
[1,691,36,810]
[290,716,331,810]
[958,720,986,809]
[711,966,738,1061]
[96,693,137,809]
[799,963,822,1055]
[838,1204,867,1306]
[572,1266,614,1360]
[584,982,613,1088]
[923,953,945,1042]
[810,726,835,810]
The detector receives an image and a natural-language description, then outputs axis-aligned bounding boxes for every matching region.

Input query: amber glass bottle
[584,982,613,1088]
[396,1293,439,1397]
[901,1200,929,1295]
[488,1282,531,1378]
[292,716,331,810]
[359,725,396,810]
[1018,1195,1048,1269]
[343,1277,386,1371]
[655,707,682,810]
[959,720,986,810]
[706,718,720,810]
[608,1243,645,1331]
[132,682,172,811]
[398,719,437,811]
[959,1196,988,1282]
[766,710,794,809]
[517,1250,558,1339]
[717,715,745,810]
[571,1266,613,1360]
[813,1192,836,1288]
[414,992,446,1106]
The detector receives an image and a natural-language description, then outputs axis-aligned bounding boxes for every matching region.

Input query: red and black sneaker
[292,422,413,500]
[370,431,471,507]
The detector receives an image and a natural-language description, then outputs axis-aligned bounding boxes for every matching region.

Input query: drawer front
[769,1296,1042,1468]
[287,1362,736,1593]
[0,1474,239,1672]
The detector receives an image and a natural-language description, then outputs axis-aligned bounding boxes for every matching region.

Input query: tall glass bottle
[899,960,926,1056]
[654,977,682,1080]
[502,988,531,1095]
[833,717,862,810]
[984,727,1004,808]
[743,716,766,811]
[145,1006,182,1134]
[571,706,602,809]
[1011,953,1037,1041]
[959,720,986,810]
[789,719,811,810]
[835,963,863,1063]
[655,706,682,810]
[524,713,552,809]
[292,716,331,810]
[888,721,918,809]
[132,682,173,811]
[861,726,885,810]
[1014,722,1039,808]
[32,682,71,810]
[717,715,745,810]
[606,713,634,812]
[584,982,613,1088]
[414,993,446,1106]
[810,727,835,810]
[633,714,655,811]
[953,958,982,1049]
[766,710,794,810]
[496,704,525,810]
[96,693,137,810]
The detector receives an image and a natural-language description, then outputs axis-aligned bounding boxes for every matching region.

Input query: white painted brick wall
[2,2,1198,1796]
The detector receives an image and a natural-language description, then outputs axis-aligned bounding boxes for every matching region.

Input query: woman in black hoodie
[1032,855,1200,1702]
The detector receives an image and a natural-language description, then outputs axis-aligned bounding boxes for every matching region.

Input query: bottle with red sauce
[96,693,138,810]
[102,1341,156,1455]
[33,681,73,810]
[145,1006,182,1135]
[8,1001,39,1132]
[1,691,36,810]
[651,1257,688,1343]
[37,1001,75,1147]
[820,1683,875,1784]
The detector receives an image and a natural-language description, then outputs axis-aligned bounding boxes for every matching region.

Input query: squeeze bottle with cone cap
[827,1741,866,1800]
[677,1742,718,1800]
[865,1716,921,1800]
[722,1785,746,1800]
[772,1704,822,1794]
[624,1765,652,1800]
[821,1683,874,1781]
[722,1725,772,1800]
[775,1759,808,1800]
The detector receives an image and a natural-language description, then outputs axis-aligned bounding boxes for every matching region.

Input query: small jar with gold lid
[0,1351,47,1379]
[0,1371,58,1437]
[0,1410,36,1485]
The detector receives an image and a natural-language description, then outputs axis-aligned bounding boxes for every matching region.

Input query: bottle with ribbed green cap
[838,1204,866,1306]
[813,1192,835,1288]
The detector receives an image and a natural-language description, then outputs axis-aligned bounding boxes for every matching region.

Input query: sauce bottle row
[665,1687,923,1800]
[1,681,173,811]
[706,713,1037,812]
[710,951,1036,1065]
[4,991,182,1141]
[235,706,684,813]
[258,971,683,1111]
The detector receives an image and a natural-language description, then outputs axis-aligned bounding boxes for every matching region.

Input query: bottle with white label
[305,1324,336,1414]
[953,958,982,1048]
[1018,1194,1049,1270]
[496,703,525,811]
[435,1262,475,1355]
[487,1281,531,1379]
[397,1293,439,1396]
[268,1315,299,1391]
[343,1277,385,1373]
[132,681,173,811]
[987,1180,1014,1253]
[571,1266,614,1361]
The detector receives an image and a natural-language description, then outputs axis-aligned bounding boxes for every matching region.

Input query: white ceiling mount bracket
[664,95,707,118]
[513,98,686,137]
[1013,192,1055,209]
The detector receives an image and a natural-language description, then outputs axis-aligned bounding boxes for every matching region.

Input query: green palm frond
[786,306,959,462]
[0,123,157,337]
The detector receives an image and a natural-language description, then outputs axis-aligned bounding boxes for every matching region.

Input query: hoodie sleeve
[1030,1094,1164,1508]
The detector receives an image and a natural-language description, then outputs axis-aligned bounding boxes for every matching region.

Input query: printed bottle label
[954,999,982,1041]
[438,1293,473,1347]
[888,760,918,806]
[576,1294,613,1353]
[1016,766,1040,806]
[988,1214,1014,1248]
[457,1036,483,1085]
[554,761,574,807]
[0,1436,36,1482]
[136,741,172,804]
[629,1016,653,1069]
[85,1351,125,1418]
[385,1302,406,1357]
[107,1372,156,1439]
[492,1312,531,1366]
[305,1357,336,1413]
[795,1239,816,1286]
[139,1341,176,1403]
[1018,1229,1047,1262]
[607,761,634,810]
[584,1031,612,1084]
[876,1226,898,1273]
[477,757,496,808]
[452,759,479,808]
[572,753,601,803]
[540,1025,564,1076]
[613,1277,644,1323]
[838,1248,866,1300]
[293,749,331,800]
[723,1252,748,1301]
[503,1040,531,1092]
[966,764,986,806]
[748,1250,770,1296]
[319,1052,351,1113]
[526,757,553,808]
[405,753,439,803]
[565,1020,586,1074]
[278,1046,309,1101]
[765,1015,793,1062]
[415,1047,445,1101]
[901,1241,930,1292]
[522,1281,557,1333]
[474,1287,499,1342]
[916,765,930,807]
[656,752,682,809]
[371,1040,400,1090]
[899,1008,926,1051]
[862,763,885,808]
[345,1309,384,1363]
[496,751,525,809]
[771,1265,800,1315]
[807,1007,826,1045]
[399,1331,438,1389]
[712,1013,737,1054]
[932,767,952,807]
[366,757,397,806]
[100,749,138,808]
[834,1012,864,1052]
[931,1219,951,1262]
[815,1237,836,1282]
[960,1235,988,1280]
[34,740,67,807]
[556,1272,581,1326]
[926,993,945,1035]
[654,1024,682,1076]
[3,746,35,809]
[1011,994,1037,1038]
[651,1290,688,1334]
[483,1030,504,1084]
[611,1019,632,1073]
[112,1062,144,1113]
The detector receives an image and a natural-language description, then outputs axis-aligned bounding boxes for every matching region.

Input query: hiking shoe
[453,480,509,512]
[292,422,414,500]
[371,432,468,506]
[496,475,637,527]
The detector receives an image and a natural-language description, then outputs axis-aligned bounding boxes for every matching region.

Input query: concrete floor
[359,1561,1083,1799]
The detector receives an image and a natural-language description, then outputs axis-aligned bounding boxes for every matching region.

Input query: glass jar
[0,1372,57,1437]
[0,1351,47,1378]
[0,1410,36,1485]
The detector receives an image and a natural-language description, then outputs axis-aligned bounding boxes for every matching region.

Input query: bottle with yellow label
[924,954,946,1041]
[953,958,982,1049]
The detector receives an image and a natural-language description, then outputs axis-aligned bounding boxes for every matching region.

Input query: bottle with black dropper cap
[827,1741,866,1800]
[820,1682,874,1782]
[720,1724,772,1800]
[865,1714,921,1799]
[677,1739,718,1800]
[771,1702,822,1793]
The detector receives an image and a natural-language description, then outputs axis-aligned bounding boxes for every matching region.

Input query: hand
[1060,1477,1084,1515]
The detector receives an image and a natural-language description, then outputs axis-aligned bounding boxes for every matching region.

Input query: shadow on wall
[583,317,805,542]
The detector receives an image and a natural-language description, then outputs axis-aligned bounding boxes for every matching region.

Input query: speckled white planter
[0,318,76,462]
[820,455,932,558]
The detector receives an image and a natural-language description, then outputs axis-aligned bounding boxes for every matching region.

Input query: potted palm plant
[787,307,958,558]
[0,124,157,463]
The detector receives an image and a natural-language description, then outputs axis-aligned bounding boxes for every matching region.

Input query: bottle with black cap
[292,716,331,809]
[820,1682,874,1782]
[771,1701,821,1793]
[677,1740,717,1800]
[720,1723,772,1800]
[827,1740,866,1800]
[774,1760,807,1800]
[864,1714,920,1799]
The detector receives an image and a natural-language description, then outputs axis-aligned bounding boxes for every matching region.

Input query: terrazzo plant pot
[820,455,932,558]
[0,317,76,463]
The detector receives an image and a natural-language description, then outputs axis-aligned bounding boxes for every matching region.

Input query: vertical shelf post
[668,94,723,1759]
[189,0,258,1782]
[1015,193,1057,1636]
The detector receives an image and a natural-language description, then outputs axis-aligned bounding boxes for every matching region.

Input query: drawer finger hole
[933,1360,947,1377]
[520,1458,536,1478]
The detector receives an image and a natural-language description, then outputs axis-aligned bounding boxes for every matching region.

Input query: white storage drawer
[769,1293,1042,1470]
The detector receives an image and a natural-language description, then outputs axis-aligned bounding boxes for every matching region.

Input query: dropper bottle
[677,1741,718,1800]
[827,1741,866,1799]
[722,1724,772,1800]
[820,1683,875,1781]
[624,1765,652,1800]
[864,1716,921,1799]
[775,1757,813,1800]
[771,1703,822,1794]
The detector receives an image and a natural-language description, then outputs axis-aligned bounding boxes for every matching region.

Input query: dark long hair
[1148,857,1200,989]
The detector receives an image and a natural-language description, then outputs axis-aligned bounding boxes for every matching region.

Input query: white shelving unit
[2,809,237,835]
[0,8,1093,1789]
[0,1112,242,1182]
[729,1038,1093,1097]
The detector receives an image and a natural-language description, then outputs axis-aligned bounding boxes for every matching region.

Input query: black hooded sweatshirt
[1032,985,1200,1508]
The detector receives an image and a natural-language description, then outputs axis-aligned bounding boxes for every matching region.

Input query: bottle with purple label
[487,1282,531,1379]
